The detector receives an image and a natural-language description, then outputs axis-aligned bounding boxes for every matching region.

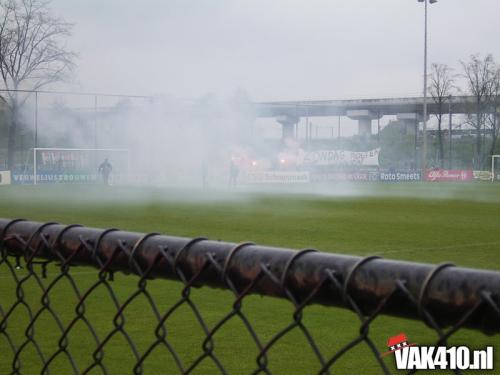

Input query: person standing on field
[228,159,239,188]
[98,158,113,185]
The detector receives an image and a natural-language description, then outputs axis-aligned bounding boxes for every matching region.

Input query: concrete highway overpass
[253,95,491,139]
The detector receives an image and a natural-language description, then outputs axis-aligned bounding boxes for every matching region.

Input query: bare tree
[429,63,455,168]
[486,66,500,160]
[460,54,497,169]
[0,0,75,169]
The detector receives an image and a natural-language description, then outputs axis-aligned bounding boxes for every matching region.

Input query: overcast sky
[52,0,500,102]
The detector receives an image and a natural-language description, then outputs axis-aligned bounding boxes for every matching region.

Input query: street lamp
[418,0,437,172]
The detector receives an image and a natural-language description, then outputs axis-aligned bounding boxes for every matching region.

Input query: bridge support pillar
[347,110,378,138]
[397,113,421,136]
[397,113,426,135]
[276,115,299,141]
[358,118,372,136]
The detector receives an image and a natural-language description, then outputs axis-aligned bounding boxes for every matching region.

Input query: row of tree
[0,0,75,169]
[429,55,500,169]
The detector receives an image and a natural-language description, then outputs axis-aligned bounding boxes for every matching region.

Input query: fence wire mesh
[0,218,499,375]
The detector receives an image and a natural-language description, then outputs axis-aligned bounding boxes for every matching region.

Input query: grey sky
[52,0,500,101]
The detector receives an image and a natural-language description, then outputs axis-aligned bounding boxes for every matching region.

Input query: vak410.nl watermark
[383,333,494,371]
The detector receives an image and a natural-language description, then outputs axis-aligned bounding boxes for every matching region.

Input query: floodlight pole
[419,0,437,173]
[94,95,98,149]
[448,95,452,168]
[34,91,38,148]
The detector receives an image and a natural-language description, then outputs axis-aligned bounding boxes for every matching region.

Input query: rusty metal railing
[0,218,499,374]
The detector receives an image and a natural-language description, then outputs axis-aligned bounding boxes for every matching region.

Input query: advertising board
[300,148,380,167]
[473,170,493,181]
[379,171,421,182]
[310,171,378,182]
[12,173,98,184]
[245,171,310,184]
[425,169,473,182]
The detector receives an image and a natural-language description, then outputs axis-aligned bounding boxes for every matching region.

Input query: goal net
[31,148,129,185]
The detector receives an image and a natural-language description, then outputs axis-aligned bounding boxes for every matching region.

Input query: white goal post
[32,148,130,185]
[491,155,500,182]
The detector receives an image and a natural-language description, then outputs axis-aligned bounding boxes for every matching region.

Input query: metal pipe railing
[1,218,499,334]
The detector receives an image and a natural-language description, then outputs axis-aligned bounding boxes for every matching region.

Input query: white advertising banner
[0,170,11,185]
[473,170,493,181]
[245,171,310,184]
[300,148,380,166]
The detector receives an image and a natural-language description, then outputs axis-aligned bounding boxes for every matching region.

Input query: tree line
[429,55,500,169]
[0,0,75,169]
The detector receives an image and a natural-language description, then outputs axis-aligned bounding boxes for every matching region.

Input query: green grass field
[1,183,500,374]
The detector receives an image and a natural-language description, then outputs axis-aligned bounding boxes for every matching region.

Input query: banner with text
[473,170,493,181]
[12,173,98,184]
[38,150,92,173]
[245,171,310,184]
[425,169,473,182]
[310,171,379,182]
[12,173,129,185]
[300,148,380,166]
[380,170,421,182]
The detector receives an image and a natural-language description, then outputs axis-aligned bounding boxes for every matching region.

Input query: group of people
[98,157,241,188]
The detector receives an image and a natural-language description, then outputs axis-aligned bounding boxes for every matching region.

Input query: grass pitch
[0,183,499,374]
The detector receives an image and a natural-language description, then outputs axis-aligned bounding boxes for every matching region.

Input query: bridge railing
[1,218,499,374]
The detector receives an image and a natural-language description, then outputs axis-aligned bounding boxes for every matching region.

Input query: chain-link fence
[0,218,499,374]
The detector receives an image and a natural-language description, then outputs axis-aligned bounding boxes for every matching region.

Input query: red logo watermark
[381,333,416,357]
[382,333,494,370]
